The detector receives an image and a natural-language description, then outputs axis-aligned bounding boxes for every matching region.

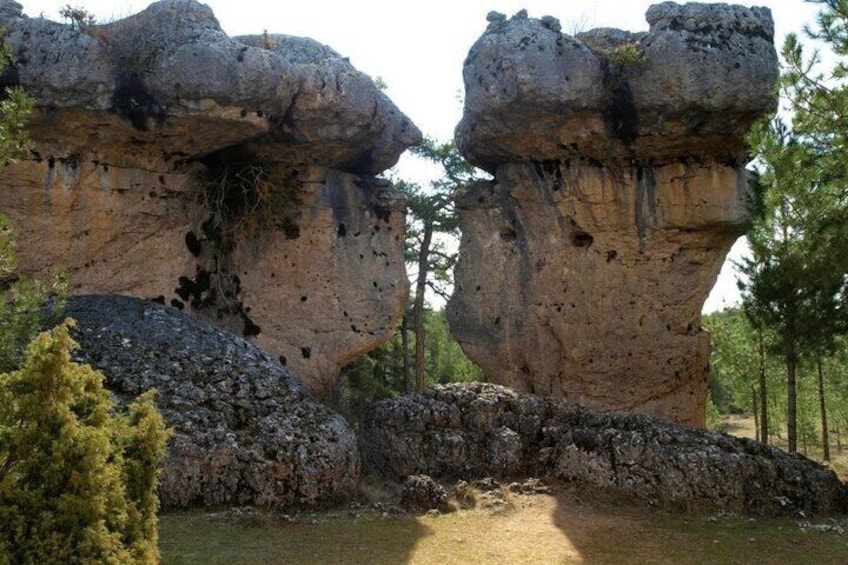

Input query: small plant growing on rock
[606,42,647,69]
[260,29,278,50]
[59,4,96,30]
[195,151,302,247]
[186,150,301,334]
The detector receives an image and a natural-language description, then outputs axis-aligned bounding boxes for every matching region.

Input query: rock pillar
[449,4,778,426]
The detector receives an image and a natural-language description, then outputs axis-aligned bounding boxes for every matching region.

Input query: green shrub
[0,321,170,564]
[706,391,723,431]
[606,42,647,69]
[0,215,67,373]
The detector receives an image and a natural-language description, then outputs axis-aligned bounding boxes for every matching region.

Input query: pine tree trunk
[786,338,798,454]
[752,386,760,442]
[401,314,411,394]
[817,357,830,462]
[413,221,434,393]
[758,329,769,444]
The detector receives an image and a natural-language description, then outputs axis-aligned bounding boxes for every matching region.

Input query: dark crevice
[112,75,164,131]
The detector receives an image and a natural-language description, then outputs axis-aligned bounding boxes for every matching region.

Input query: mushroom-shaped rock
[449,4,778,426]
[0,0,418,396]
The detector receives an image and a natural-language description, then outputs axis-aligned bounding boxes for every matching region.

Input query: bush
[0,321,170,564]
[0,216,67,373]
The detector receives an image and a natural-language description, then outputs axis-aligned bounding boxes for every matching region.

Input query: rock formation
[363,384,847,516]
[65,294,359,508]
[449,4,778,425]
[0,0,419,394]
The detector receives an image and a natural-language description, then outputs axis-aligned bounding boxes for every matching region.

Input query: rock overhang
[0,0,421,173]
[456,3,778,173]
[0,0,416,396]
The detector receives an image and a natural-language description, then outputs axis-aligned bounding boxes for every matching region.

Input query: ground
[159,417,848,564]
[160,487,848,564]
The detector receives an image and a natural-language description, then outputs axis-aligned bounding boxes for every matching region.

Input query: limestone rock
[363,384,848,516]
[449,161,748,425]
[1,0,419,173]
[1,160,407,395]
[0,0,417,394]
[456,3,777,170]
[64,294,359,508]
[449,4,778,425]
[400,474,451,513]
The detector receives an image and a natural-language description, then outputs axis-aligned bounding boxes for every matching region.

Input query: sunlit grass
[160,488,848,565]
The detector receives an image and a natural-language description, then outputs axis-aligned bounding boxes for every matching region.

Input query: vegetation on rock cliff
[0,33,169,563]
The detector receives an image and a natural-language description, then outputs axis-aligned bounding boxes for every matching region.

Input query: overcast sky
[18,0,826,312]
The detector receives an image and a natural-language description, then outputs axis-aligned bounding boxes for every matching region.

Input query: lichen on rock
[65,294,359,508]
[363,384,847,516]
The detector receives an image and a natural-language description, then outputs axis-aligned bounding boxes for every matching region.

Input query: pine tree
[740,0,848,453]
[404,138,484,393]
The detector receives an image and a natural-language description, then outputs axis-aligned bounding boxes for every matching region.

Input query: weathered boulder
[449,4,778,425]
[64,294,359,508]
[400,474,451,513]
[0,0,418,394]
[363,384,848,516]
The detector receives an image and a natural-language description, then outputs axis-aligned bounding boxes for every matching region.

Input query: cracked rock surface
[363,384,847,516]
[65,294,359,508]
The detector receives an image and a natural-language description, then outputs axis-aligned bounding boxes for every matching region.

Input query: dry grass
[160,485,848,565]
[161,416,848,563]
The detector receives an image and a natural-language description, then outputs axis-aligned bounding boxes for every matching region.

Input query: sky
[18,0,826,312]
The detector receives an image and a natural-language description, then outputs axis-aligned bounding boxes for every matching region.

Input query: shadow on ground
[159,509,433,565]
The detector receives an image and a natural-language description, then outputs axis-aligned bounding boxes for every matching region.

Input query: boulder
[400,474,451,513]
[363,384,848,516]
[449,4,778,425]
[64,294,359,508]
[0,0,418,394]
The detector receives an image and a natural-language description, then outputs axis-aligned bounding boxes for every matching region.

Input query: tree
[0,322,170,563]
[704,307,777,442]
[739,0,848,453]
[404,138,484,393]
[741,118,848,453]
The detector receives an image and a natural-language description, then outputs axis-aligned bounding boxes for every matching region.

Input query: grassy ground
[160,416,848,564]
[160,486,848,564]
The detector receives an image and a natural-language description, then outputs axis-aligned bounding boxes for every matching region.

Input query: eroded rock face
[363,384,847,516]
[457,3,776,169]
[449,4,778,425]
[0,0,418,393]
[65,295,359,508]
